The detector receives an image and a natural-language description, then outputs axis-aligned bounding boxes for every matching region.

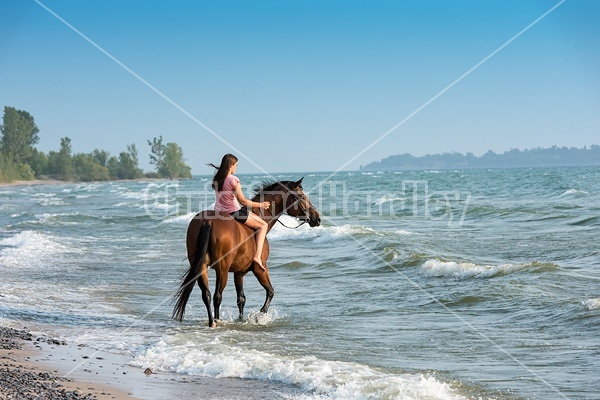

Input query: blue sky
[1,0,598,174]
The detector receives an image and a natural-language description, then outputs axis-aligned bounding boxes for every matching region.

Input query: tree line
[361,146,600,171]
[0,106,192,183]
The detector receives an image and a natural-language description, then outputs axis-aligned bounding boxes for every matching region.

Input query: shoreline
[0,178,172,189]
[1,325,136,399]
[0,179,67,188]
[0,323,294,400]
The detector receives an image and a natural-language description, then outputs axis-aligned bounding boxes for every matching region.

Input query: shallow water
[1,167,599,399]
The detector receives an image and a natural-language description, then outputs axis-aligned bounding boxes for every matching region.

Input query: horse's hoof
[209,321,217,328]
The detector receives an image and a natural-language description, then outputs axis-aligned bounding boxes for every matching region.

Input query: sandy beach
[0,323,294,400]
[1,325,138,399]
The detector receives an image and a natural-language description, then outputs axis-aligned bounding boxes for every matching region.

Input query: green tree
[28,148,48,178]
[107,156,120,178]
[47,137,74,180]
[114,144,143,179]
[0,153,21,182]
[92,149,110,166]
[147,136,192,179]
[148,136,164,171]
[0,106,39,165]
[73,153,110,181]
[161,142,192,179]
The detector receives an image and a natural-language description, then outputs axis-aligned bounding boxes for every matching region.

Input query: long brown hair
[208,153,238,191]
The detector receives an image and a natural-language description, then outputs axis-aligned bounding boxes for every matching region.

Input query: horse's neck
[258,194,285,232]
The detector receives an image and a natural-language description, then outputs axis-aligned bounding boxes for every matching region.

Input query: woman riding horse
[173,161,321,327]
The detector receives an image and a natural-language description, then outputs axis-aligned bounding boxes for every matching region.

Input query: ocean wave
[372,195,408,206]
[162,212,197,224]
[395,229,416,235]
[560,189,589,197]
[144,201,178,211]
[1,203,17,211]
[132,339,466,400]
[582,298,600,310]
[0,230,78,268]
[569,216,600,227]
[269,221,376,243]
[114,202,138,208]
[37,198,69,206]
[421,259,557,279]
[31,192,56,197]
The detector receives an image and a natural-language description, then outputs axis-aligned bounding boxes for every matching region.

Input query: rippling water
[1,167,599,399]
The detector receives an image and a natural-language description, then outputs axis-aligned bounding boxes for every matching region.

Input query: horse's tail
[172,220,212,322]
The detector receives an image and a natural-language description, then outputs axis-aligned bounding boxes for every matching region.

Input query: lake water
[1,167,599,399]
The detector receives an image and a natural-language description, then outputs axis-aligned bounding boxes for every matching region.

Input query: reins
[277,217,307,229]
[263,206,307,229]
[261,188,309,229]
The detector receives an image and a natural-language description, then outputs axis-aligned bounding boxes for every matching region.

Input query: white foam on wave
[132,339,466,400]
[31,192,56,197]
[115,202,137,208]
[145,201,177,211]
[560,189,588,197]
[269,221,375,243]
[37,198,69,206]
[421,259,526,279]
[162,212,197,224]
[0,231,78,268]
[1,203,17,211]
[372,194,408,206]
[582,298,600,310]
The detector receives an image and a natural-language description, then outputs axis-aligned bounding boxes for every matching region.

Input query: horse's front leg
[253,262,274,313]
[234,272,246,320]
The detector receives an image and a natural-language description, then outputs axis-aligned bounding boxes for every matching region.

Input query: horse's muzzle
[308,215,321,227]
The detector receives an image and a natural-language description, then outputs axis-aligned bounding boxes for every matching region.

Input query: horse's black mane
[252,180,292,200]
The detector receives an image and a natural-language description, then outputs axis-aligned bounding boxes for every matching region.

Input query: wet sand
[0,324,295,399]
[1,325,136,399]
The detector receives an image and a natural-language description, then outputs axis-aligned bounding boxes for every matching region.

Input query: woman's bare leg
[244,213,268,270]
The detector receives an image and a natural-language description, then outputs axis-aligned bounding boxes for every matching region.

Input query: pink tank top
[214,174,241,213]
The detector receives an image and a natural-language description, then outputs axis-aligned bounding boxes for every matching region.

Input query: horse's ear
[293,177,304,188]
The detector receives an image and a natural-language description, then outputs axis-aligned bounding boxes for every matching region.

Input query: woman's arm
[234,183,270,210]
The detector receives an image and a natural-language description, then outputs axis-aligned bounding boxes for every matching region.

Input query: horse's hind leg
[234,272,246,319]
[253,265,274,313]
[198,262,215,328]
[213,268,229,321]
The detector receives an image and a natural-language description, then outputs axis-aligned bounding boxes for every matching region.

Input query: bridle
[262,189,310,229]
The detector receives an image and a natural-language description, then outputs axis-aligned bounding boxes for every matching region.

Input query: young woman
[209,154,270,271]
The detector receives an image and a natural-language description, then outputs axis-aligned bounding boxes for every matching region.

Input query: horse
[172,178,321,327]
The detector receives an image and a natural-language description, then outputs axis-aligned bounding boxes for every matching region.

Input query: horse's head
[284,178,321,227]
[254,179,321,227]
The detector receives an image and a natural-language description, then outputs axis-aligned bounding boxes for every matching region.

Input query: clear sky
[1,0,598,174]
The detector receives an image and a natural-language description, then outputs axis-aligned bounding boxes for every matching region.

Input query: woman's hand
[259,201,270,210]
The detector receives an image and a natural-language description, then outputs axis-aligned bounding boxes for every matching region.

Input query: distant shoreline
[0,179,66,188]
[0,177,174,188]
[361,145,600,171]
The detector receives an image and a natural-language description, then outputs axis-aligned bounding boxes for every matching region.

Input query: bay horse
[173,178,321,327]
